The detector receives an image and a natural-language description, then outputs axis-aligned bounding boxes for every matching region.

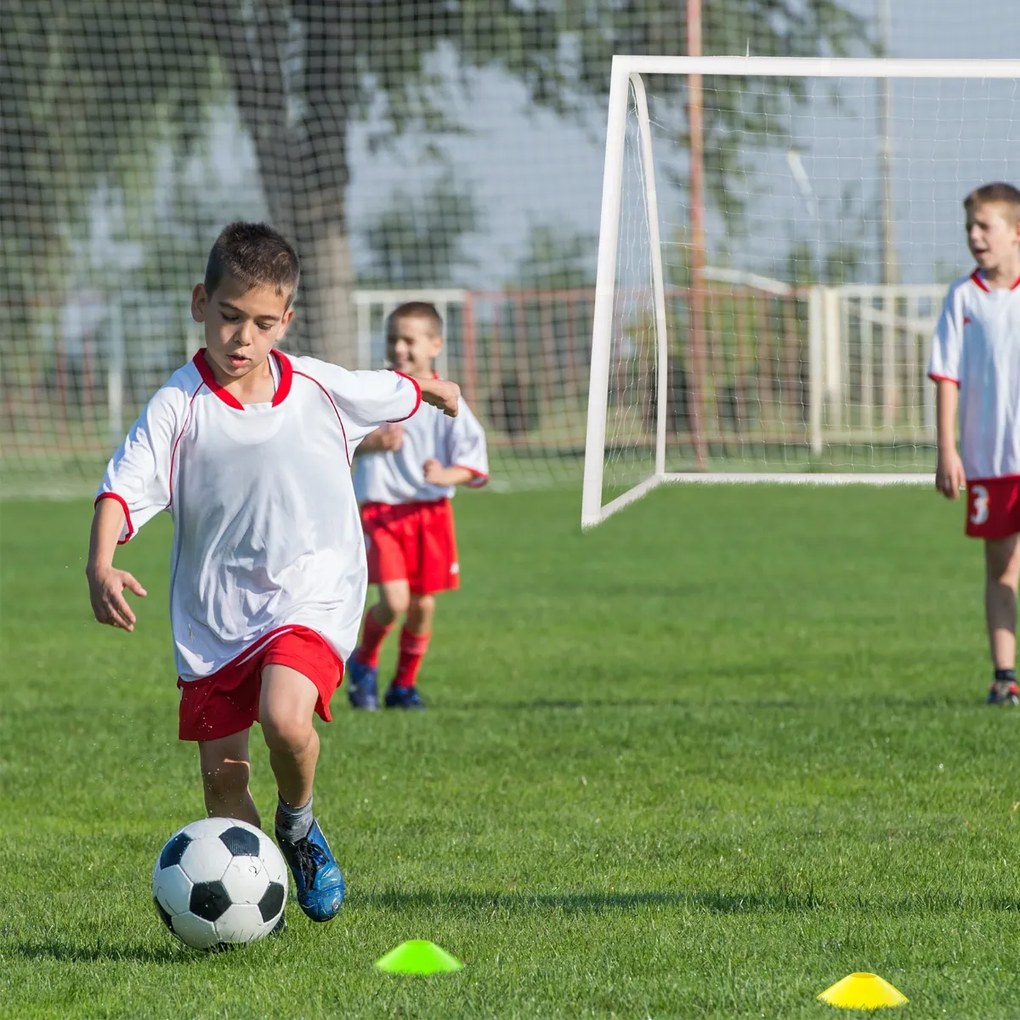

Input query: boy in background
[346,301,489,710]
[929,182,1020,705]
[86,224,461,923]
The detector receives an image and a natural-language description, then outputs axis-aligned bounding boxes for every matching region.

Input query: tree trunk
[287,223,358,366]
[208,0,358,365]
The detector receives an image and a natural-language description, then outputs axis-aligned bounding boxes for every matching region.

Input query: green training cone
[375,939,464,975]
[817,972,908,1010]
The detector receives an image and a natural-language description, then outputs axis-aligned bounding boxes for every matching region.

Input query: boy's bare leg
[198,730,259,827]
[406,592,435,636]
[259,662,345,921]
[377,579,411,623]
[984,534,1020,670]
[260,663,320,808]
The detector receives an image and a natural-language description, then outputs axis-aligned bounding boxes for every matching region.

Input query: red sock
[356,609,394,668]
[393,628,431,688]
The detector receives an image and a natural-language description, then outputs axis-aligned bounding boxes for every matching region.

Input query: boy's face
[191,273,294,383]
[966,201,1020,279]
[386,314,442,379]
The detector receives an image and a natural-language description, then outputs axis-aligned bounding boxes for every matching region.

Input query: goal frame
[581,54,1020,529]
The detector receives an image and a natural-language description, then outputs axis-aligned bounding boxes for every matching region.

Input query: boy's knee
[261,710,313,754]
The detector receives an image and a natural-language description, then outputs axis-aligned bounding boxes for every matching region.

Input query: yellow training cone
[817,972,908,1010]
[375,939,464,974]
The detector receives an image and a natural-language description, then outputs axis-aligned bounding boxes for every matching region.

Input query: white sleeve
[444,400,489,487]
[928,284,961,384]
[298,359,421,443]
[96,387,181,542]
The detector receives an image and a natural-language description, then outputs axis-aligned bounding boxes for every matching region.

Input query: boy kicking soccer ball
[86,223,460,921]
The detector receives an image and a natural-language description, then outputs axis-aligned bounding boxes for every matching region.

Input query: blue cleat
[346,655,378,711]
[275,819,345,922]
[384,683,426,710]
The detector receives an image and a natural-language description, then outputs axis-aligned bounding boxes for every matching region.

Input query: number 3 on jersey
[970,484,990,525]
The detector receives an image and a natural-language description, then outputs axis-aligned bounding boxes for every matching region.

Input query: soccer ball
[152,817,288,950]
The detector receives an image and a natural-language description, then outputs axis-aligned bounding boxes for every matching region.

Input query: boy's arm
[354,423,404,456]
[86,497,148,631]
[934,379,965,500]
[422,460,476,488]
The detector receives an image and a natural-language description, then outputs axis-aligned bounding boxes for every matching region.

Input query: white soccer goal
[582,55,1020,528]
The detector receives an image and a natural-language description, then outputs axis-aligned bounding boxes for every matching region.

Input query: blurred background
[3,0,1019,497]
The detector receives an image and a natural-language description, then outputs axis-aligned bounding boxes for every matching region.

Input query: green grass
[3,485,1020,1018]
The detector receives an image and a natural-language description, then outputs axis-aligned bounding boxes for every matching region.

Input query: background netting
[2,1,1019,498]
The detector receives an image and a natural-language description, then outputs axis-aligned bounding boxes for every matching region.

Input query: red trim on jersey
[167,385,202,511]
[194,350,242,408]
[271,350,293,404]
[293,369,353,466]
[969,269,1020,292]
[928,372,959,385]
[94,491,135,544]
[192,349,291,409]
[391,371,422,420]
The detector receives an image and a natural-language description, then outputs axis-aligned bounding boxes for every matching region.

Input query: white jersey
[353,376,489,504]
[928,269,1020,481]
[97,349,421,681]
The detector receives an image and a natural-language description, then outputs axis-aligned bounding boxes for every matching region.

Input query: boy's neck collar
[193,349,294,408]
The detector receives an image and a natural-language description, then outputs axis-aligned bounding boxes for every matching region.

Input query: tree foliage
[2,0,870,358]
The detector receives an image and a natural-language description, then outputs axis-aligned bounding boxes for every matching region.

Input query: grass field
[4,484,1020,1018]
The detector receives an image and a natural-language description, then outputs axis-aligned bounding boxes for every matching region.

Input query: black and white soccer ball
[152,817,288,950]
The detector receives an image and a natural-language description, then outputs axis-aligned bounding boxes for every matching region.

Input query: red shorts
[361,498,460,595]
[965,477,1020,539]
[177,626,343,742]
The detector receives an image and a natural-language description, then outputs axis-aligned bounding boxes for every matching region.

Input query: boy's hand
[420,378,460,417]
[935,449,966,499]
[87,566,147,631]
[377,423,404,451]
[360,423,404,453]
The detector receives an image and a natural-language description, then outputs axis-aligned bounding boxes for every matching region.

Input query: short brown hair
[386,301,443,338]
[963,182,1020,222]
[204,222,300,307]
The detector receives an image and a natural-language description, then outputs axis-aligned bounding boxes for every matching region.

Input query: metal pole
[687,0,708,469]
[878,0,897,286]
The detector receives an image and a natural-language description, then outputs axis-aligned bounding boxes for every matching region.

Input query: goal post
[582,55,1020,528]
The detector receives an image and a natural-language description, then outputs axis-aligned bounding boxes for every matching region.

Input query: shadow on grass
[448,694,960,712]
[12,939,187,963]
[358,887,825,913]
[358,887,1020,915]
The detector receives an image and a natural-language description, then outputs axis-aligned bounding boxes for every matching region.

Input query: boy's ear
[278,306,295,335]
[191,284,207,323]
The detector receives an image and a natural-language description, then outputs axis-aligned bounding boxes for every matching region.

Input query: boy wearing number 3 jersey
[928,182,1020,705]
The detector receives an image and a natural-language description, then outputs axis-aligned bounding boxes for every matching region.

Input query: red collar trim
[969,269,1020,292]
[193,349,293,408]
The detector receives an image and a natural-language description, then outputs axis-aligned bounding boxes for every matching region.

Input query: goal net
[582,55,1020,527]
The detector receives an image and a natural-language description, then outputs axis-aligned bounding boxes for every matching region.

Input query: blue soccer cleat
[384,683,426,710]
[275,819,345,922]
[346,654,378,711]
